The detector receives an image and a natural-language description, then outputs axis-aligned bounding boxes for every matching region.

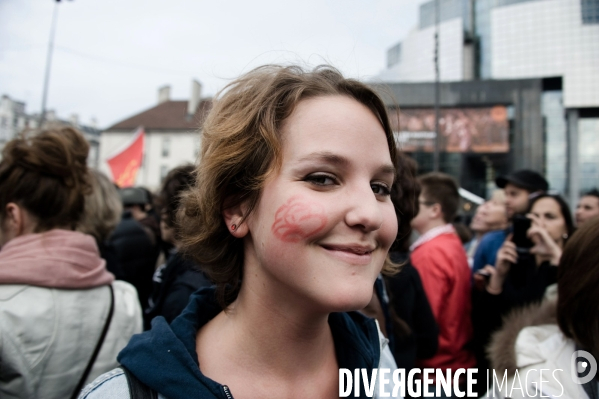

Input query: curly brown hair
[179,65,407,306]
[557,217,599,361]
[0,127,90,231]
[390,154,420,253]
[158,164,195,239]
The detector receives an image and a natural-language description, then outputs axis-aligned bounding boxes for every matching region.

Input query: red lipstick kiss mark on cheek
[271,197,328,243]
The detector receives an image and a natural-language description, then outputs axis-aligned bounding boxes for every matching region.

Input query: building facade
[0,95,28,145]
[0,94,101,168]
[100,81,209,190]
[373,78,548,199]
[377,0,599,205]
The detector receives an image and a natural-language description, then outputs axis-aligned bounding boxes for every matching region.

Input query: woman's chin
[323,290,374,313]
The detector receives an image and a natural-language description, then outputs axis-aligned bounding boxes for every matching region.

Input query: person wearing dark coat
[145,250,211,329]
[143,165,212,329]
[382,154,439,397]
[471,193,575,395]
[110,209,160,310]
[386,253,438,371]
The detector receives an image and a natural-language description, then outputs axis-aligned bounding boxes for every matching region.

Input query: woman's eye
[371,183,391,196]
[305,173,337,186]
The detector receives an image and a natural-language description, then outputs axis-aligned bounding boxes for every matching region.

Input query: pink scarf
[0,229,114,288]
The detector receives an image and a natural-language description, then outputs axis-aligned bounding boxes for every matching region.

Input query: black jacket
[472,255,558,348]
[385,253,439,371]
[144,250,211,330]
[109,211,160,309]
[471,254,558,395]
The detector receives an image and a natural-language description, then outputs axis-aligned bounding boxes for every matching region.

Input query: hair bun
[6,127,90,188]
[0,126,91,231]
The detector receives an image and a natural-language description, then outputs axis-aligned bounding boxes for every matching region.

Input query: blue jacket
[471,229,508,274]
[79,287,397,399]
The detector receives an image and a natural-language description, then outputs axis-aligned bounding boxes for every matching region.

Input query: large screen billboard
[390,106,509,153]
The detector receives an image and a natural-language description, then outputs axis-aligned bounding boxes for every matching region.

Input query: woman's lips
[319,244,375,265]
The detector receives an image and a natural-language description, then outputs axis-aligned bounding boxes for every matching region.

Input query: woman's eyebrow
[296,151,349,167]
[378,164,397,180]
[296,151,396,178]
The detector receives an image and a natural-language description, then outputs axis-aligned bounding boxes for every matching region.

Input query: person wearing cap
[119,187,150,221]
[109,187,161,309]
[471,169,549,275]
[119,187,162,247]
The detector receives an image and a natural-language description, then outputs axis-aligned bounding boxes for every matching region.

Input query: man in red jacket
[410,173,476,391]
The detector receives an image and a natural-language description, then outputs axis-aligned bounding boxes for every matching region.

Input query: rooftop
[106,99,212,131]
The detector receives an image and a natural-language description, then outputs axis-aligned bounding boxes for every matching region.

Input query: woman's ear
[222,201,249,238]
[3,202,25,239]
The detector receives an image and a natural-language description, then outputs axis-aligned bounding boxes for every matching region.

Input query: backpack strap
[71,284,115,399]
[122,367,158,399]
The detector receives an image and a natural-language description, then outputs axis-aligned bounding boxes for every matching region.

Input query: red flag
[106,127,145,188]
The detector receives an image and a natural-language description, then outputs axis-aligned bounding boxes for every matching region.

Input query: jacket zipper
[223,385,233,399]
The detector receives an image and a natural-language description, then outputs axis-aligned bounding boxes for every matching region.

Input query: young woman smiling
[80,66,411,399]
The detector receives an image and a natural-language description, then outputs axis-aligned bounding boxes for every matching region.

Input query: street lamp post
[433,0,441,172]
[39,1,61,127]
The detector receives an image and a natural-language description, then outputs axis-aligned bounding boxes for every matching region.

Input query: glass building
[376,0,599,206]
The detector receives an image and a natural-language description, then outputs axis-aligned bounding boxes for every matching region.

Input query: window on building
[542,91,567,194]
[581,0,599,24]
[162,137,170,157]
[160,165,169,183]
[387,43,402,68]
[579,118,599,193]
[419,0,464,29]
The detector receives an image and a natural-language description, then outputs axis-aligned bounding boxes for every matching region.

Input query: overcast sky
[0,0,423,128]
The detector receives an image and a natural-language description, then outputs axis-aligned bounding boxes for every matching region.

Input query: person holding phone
[485,217,599,399]
[471,170,549,275]
[471,194,575,394]
[482,193,574,297]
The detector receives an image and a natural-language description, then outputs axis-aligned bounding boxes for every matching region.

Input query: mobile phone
[512,215,533,254]
[475,270,491,283]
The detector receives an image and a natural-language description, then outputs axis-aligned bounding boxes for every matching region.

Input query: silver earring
[562,233,568,240]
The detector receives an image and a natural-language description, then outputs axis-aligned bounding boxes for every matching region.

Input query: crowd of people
[0,65,597,399]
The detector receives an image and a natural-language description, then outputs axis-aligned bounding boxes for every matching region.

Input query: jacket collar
[410,223,456,252]
[119,287,381,399]
[487,297,558,377]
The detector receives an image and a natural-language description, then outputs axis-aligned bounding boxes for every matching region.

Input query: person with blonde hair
[78,169,124,278]
[0,127,142,399]
[465,189,508,268]
[80,65,411,398]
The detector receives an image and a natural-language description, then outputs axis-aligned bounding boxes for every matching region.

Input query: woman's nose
[344,186,385,232]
